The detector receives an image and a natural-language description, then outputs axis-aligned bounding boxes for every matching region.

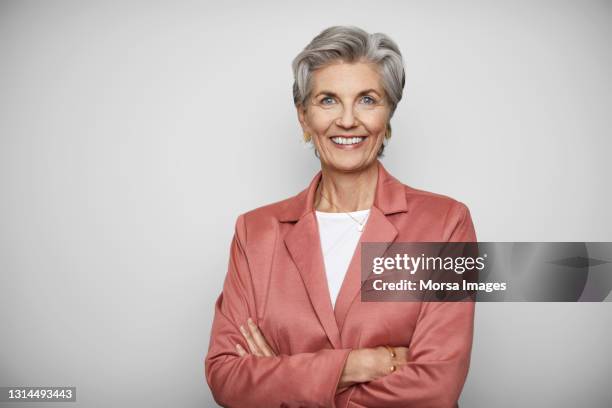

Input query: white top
[315,209,371,309]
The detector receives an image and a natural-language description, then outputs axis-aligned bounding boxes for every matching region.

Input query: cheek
[363,112,389,134]
[306,112,334,134]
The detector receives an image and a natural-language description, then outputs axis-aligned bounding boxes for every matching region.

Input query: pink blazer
[205,159,477,408]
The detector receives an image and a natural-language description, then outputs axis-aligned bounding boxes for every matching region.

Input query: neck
[315,161,379,213]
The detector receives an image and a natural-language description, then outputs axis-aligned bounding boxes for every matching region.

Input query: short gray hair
[292,25,405,118]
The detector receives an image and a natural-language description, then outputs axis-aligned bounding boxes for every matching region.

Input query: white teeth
[331,137,365,145]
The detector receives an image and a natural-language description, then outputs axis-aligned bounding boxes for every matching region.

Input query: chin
[326,155,375,172]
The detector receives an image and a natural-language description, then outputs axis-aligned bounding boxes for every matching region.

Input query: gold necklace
[318,187,370,232]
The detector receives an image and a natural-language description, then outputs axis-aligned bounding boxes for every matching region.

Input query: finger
[247,317,276,357]
[240,324,262,356]
[235,343,247,357]
[239,324,260,355]
[394,346,410,364]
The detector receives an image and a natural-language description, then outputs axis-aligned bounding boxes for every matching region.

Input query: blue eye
[361,96,376,104]
[320,96,335,105]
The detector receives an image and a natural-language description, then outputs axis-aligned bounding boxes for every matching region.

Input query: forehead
[310,61,383,94]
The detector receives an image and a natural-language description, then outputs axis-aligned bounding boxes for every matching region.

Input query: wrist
[339,346,396,389]
[351,348,386,382]
[341,349,371,385]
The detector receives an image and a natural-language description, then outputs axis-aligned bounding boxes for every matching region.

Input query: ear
[296,104,309,133]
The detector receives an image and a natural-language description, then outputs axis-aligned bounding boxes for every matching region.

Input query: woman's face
[297,60,391,172]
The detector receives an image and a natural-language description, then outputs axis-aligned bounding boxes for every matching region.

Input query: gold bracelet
[384,345,396,372]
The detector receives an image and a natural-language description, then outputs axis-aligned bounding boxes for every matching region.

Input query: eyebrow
[314,89,382,98]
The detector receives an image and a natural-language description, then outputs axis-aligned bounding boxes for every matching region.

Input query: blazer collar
[278,159,408,223]
[281,159,408,349]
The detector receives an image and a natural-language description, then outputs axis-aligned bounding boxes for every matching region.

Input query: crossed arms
[205,203,476,407]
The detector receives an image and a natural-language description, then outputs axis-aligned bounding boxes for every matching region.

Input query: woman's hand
[235,317,276,357]
[336,346,410,393]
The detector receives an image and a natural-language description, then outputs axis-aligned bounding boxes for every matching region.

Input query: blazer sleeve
[345,202,477,408]
[205,214,352,408]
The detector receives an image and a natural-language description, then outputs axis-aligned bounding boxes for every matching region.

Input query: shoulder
[389,173,474,241]
[231,194,298,245]
[398,183,475,241]
[379,164,471,222]
[403,184,471,219]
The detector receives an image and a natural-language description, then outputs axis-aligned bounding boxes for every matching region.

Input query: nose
[335,105,358,128]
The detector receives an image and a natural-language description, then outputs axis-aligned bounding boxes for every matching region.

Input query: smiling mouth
[330,136,367,145]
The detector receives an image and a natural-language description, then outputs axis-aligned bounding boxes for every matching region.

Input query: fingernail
[247,317,253,324]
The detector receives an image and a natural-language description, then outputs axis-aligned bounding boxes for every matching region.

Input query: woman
[205,26,477,408]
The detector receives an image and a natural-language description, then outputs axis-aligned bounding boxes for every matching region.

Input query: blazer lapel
[332,161,409,335]
[284,213,343,349]
[280,160,409,349]
[333,206,398,333]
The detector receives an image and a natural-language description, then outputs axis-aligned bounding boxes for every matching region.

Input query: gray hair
[292,26,405,157]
